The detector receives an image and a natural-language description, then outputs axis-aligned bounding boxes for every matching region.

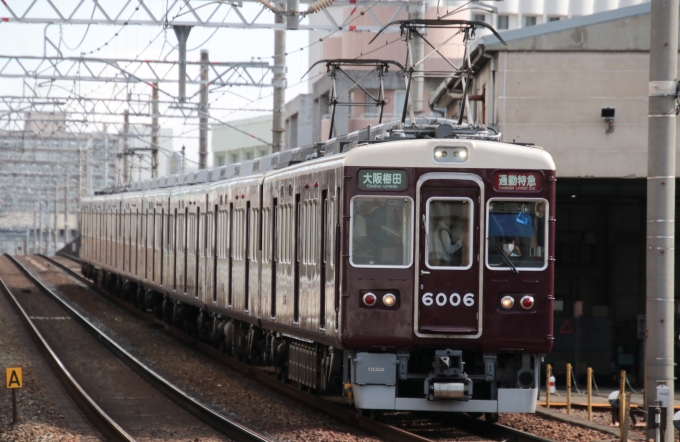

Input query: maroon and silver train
[80,119,555,415]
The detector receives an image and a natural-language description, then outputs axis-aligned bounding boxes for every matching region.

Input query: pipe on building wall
[471,77,477,123]
[409,1,425,116]
[481,51,496,127]
[468,86,485,125]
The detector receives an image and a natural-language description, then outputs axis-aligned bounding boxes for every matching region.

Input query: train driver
[501,237,522,257]
[429,203,464,267]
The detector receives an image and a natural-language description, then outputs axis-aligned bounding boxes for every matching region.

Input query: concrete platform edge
[535,406,645,441]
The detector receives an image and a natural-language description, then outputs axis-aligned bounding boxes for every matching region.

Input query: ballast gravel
[0,256,94,441]
[15,255,618,442]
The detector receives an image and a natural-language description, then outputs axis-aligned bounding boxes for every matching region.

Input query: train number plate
[422,292,475,307]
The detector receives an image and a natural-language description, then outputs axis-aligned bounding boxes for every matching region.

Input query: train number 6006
[422,292,475,307]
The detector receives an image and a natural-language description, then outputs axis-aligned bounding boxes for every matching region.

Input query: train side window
[350,196,414,268]
[204,209,208,258]
[275,205,281,263]
[219,210,227,258]
[329,197,335,267]
[486,199,548,271]
[187,213,194,257]
[177,213,185,255]
[310,201,317,265]
[249,207,258,262]
[261,208,269,264]
[425,198,473,269]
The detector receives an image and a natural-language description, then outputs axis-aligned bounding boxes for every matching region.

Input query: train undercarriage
[83,264,541,415]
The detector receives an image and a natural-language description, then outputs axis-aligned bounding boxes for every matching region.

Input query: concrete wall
[488,50,658,178]
[285,94,314,149]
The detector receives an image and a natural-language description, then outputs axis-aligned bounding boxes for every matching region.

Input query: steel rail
[45,254,556,442]
[0,256,135,442]
[13,254,273,442]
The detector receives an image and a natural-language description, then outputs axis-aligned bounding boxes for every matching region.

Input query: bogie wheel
[369,410,383,421]
[484,413,499,423]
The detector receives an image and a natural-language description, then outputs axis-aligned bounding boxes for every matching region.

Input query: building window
[497,15,509,30]
[473,14,485,23]
[548,16,561,22]
[216,155,225,167]
[245,151,254,161]
[230,153,239,164]
[365,89,380,116]
[523,16,537,27]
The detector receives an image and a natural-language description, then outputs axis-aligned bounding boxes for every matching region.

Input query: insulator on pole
[303,0,333,16]
[255,0,283,14]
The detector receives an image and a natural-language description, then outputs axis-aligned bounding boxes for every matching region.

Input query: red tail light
[363,293,377,306]
[520,295,535,309]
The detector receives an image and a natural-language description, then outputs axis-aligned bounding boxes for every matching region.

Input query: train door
[416,174,482,337]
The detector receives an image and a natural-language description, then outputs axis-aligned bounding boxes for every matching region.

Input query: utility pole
[174,26,192,104]
[123,110,130,184]
[78,145,84,200]
[409,0,425,116]
[272,8,286,152]
[64,181,69,244]
[32,208,37,253]
[38,202,43,254]
[152,83,159,178]
[86,136,92,195]
[103,124,109,186]
[181,145,186,174]
[645,0,678,440]
[199,50,209,169]
[54,186,58,253]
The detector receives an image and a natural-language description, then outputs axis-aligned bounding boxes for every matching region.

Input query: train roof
[93,118,551,197]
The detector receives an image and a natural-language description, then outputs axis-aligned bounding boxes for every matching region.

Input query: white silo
[593,0,619,13]
[618,0,647,6]
[495,0,519,30]
[520,0,544,26]
[496,0,520,14]
[569,0,594,16]
[544,0,569,20]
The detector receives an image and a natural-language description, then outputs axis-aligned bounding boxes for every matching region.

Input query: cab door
[416,174,482,337]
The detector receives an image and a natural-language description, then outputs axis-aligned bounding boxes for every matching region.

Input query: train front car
[341,133,555,414]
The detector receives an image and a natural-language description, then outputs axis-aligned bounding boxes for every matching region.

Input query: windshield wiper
[493,242,519,274]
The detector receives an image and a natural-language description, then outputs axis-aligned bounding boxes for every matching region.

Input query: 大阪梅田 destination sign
[358,169,408,190]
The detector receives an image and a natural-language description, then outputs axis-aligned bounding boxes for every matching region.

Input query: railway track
[2,254,272,442]
[46,253,556,442]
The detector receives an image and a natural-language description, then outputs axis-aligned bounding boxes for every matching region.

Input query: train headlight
[500,295,514,309]
[520,295,535,310]
[433,146,468,163]
[363,292,377,306]
[382,293,396,307]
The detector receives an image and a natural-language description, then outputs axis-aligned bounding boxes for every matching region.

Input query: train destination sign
[493,171,543,192]
[358,169,407,190]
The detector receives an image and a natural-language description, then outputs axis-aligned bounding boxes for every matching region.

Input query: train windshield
[486,199,547,270]
[350,196,413,267]
[426,198,472,269]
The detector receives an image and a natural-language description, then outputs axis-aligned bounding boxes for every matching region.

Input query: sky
[0,0,480,168]
[0,1,313,167]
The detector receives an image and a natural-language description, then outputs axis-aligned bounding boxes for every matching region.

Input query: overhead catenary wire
[5,0,435,190]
